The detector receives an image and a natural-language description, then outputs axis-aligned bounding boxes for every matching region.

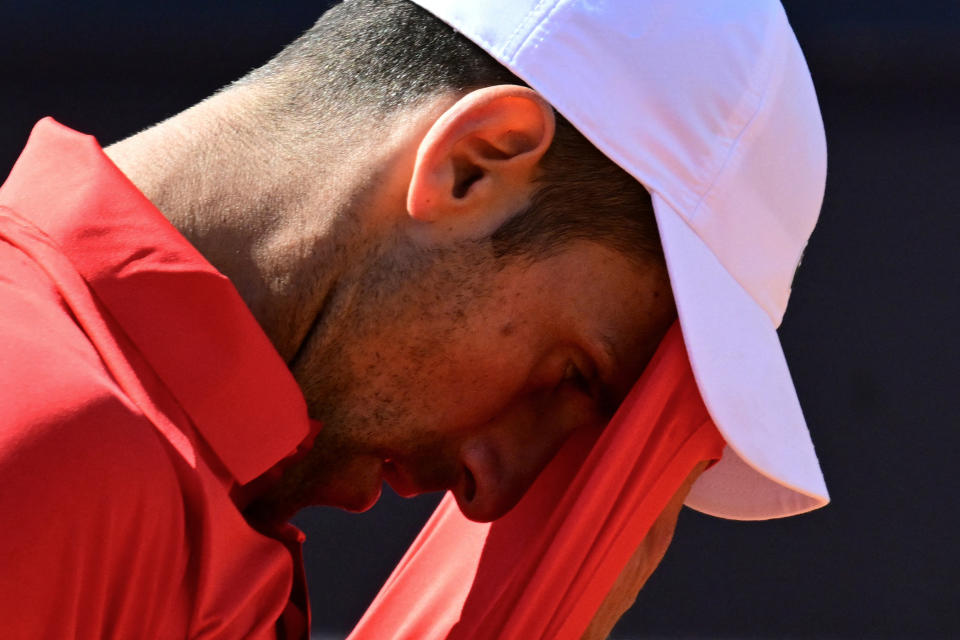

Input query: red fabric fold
[349,323,725,640]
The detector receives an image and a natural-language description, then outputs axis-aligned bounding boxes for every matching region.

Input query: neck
[104,86,452,367]
[105,86,361,361]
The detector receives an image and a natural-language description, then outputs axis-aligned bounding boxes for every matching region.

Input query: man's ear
[406,85,555,240]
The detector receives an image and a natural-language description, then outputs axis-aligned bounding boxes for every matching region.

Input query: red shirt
[0,119,317,639]
[349,324,724,640]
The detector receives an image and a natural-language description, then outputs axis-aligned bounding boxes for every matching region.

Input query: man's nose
[450,378,607,522]
[453,431,565,522]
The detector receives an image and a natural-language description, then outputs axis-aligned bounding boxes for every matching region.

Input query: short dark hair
[259,0,662,264]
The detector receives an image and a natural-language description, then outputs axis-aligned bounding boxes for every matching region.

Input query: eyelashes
[562,359,617,419]
[562,361,594,397]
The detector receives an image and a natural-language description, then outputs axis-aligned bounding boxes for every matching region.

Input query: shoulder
[0,362,190,622]
[0,231,180,499]
[0,372,187,539]
[0,362,193,636]
[0,237,186,536]
[0,212,194,633]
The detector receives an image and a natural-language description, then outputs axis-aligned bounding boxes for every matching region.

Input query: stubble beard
[247,229,499,521]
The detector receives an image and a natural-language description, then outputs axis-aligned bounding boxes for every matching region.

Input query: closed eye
[563,360,619,419]
[562,361,593,396]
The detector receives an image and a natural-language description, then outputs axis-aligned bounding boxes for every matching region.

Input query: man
[0,0,829,638]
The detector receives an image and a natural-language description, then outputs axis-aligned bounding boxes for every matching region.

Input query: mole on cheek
[500,321,516,337]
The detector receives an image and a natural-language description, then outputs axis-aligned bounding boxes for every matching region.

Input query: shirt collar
[0,118,313,484]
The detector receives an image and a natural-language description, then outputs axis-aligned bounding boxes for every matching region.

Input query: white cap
[411,0,829,520]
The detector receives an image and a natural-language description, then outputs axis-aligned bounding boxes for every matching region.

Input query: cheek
[420,344,542,436]
[524,383,606,444]
[369,313,541,432]
[314,325,515,447]
[309,269,544,447]
[460,347,606,457]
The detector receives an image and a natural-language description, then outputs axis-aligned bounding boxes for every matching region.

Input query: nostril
[462,467,477,503]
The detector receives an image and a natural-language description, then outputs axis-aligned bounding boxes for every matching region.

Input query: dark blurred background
[3,1,957,638]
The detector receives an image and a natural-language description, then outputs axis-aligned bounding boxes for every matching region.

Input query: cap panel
[510,0,780,220]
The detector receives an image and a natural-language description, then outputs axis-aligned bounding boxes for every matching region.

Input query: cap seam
[676,96,779,325]
[686,7,783,225]
[679,9,787,325]
[502,0,563,63]
[510,0,569,61]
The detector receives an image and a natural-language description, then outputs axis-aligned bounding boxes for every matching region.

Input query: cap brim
[652,194,829,520]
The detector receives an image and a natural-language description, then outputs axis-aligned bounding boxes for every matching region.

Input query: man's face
[257,231,674,523]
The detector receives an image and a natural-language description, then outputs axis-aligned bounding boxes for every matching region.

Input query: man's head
[215,0,676,523]
[107,0,829,524]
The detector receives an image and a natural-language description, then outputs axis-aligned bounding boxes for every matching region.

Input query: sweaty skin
[109,84,675,524]
[252,237,674,523]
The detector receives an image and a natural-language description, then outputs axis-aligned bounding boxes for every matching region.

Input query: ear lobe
[407,85,555,237]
